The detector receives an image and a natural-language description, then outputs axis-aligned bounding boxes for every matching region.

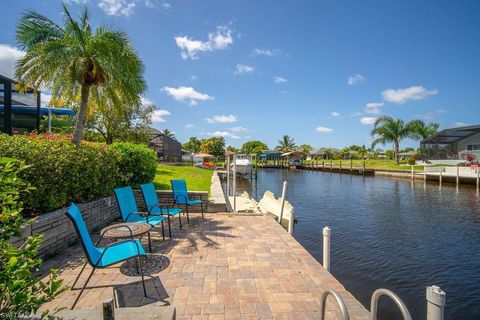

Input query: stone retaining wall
[13,190,211,259]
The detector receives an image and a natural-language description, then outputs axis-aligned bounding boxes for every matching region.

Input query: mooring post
[456,165,459,186]
[477,167,479,192]
[288,208,295,235]
[426,285,446,320]
[340,161,342,172]
[330,159,333,171]
[350,159,353,171]
[424,166,427,181]
[226,155,230,197]
[279,181,288,223]
[362,160,366,175]
[439,166,443,184]
[233,155,237,213]
[323,227,331,272]
[322,160,325,170]
[411,165,414,180]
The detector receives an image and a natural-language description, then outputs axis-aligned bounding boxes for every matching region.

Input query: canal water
[221,169,480,320]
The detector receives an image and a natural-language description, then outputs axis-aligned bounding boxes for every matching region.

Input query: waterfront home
[421,124,480,161]
[148,128,183,162]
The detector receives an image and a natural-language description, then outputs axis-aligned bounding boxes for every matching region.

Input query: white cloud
[415,109,446,120]
[230,126,247,132]
[331,112,340,117]
[66,0,89,4]
[364,102,384,115]
[151,109,171,122]
[316,126,333,133]
[206,115,237,124]
[141,96,154,106]
[0,44,25,78]
[273,76,287,83]
[207,131,240,139]
[190,75,197,80]
[453,122,469,127]
[234,64,254,75]
[185,124,195,128]
[252,48,277,57]
[360,117,377,125]
[162,86,214,106]
[175,25,233,60]
[347,74,365,85]
[382,86,438,105]
[98,0,136,16]
[41,93,52,107]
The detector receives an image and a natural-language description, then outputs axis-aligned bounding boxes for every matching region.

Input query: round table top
[100,222,152,239]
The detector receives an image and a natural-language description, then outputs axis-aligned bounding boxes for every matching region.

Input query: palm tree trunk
[395,140,400,164]
[72,85,90,146]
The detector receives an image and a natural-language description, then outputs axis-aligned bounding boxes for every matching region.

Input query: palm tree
[15,6,145,146]
[162,129,175,139]
[409,120,439,140]
[371,116,418,164]
[276,135,296,152]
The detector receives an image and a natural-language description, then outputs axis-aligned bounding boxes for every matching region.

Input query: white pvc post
[278,181,288,223]
[350,158,353,171]
[323,227,331,272]
[411,165,414,180]
[226,156,230,197]
[47,108,52,133]
[439,166,443,184]
[477,167,479,192]
[424,166,427,181]
[426,285,446,320]
[288,208,295,235]
[233,155,237,213]
[456,165,459,186]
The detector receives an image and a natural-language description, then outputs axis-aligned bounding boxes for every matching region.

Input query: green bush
[0,158,66,318]
[0,134,157,215]
[407,157,416,165]
[112,142,158,186]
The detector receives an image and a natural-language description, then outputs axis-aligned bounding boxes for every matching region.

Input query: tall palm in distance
[276,135,296,152]
[371,116,418,164]
[409,120,439,140]
[15,5,145,146]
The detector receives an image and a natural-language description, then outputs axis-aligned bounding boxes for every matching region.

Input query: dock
[39,213,370,319]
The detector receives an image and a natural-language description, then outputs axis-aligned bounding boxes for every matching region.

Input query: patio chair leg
[161,219,165,241]
[72,260,88,289]
[201,202,204,219]
[167,215,172,238]
[186,205,190,224]
[179,213,182,229]
[147,231,152,253]
[137,256,147,297]
[71,266,96,309]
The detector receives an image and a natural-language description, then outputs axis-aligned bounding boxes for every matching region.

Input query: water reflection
[221,169,480,320]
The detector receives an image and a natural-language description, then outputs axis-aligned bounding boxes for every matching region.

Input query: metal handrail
[319,288,350,320]
[370,288,412,320]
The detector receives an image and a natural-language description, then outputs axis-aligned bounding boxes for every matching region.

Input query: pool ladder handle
[319,288,412,320]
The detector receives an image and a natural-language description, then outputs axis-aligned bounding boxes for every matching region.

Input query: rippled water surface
[221,169,480,320]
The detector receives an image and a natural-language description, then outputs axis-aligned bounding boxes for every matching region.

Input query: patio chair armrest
[95,239,145,266]
[125,211,149,221]
[174,194,188,204]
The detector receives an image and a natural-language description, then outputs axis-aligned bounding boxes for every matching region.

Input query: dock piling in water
[426,286,446,320]
[323,226,331,272]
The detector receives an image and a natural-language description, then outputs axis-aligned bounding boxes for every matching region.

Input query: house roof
[311,147,341,155]
[421,124,480,145]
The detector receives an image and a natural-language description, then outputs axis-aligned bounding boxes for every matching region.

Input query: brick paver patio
[40,213,370,319]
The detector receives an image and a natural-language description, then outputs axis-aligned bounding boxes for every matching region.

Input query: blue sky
[1,0,479,149]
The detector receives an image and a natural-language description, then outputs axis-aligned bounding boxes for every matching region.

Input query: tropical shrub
[0,158,66,318]
[0,134,157,214]
[407,157,416,165]
[111,142,158,186]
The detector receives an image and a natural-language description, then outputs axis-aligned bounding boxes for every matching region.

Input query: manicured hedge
[0,134,157,215]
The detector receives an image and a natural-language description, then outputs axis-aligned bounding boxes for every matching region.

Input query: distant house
[258,150,282,160]
[310,147,341,159]
[421,124,480,161]
[148,128,182,162]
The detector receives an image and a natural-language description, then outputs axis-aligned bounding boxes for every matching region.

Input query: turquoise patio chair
[170,179,205,223]
[114,186,166,251]
[66,203,147,309]
[140,182,183,237]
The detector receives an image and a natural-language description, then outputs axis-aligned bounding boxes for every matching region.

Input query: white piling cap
[323,226,331,236]
[426,285,446,306]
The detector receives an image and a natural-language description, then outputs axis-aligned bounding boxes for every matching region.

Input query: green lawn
[153,164,213,191]
[302,159,425,171]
